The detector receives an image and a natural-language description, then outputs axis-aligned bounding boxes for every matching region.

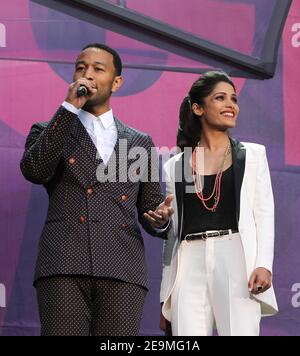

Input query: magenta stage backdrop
[0,0,300,335]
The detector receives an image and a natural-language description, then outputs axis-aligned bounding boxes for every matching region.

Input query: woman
[160,71,278,336]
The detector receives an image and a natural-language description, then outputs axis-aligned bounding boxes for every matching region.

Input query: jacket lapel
[70,115,131,185]
[114,117,129,144]
[71,115,129,165]
[110,117,130,181]
[71,118,98,165]
[175,154,184,240]
[231,137,246,225]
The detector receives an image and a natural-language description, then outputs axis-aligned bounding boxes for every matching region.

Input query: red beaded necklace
[192,142,231,212]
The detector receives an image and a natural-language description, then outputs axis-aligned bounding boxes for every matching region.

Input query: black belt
[184,229,239,241]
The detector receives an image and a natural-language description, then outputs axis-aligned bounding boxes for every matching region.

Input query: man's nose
[83,67,94,80]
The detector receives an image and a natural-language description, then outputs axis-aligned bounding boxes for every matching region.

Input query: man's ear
[192,103,204,117]
[111,75,123,93]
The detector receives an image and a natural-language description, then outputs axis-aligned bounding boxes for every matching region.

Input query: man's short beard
[82,95,110,110]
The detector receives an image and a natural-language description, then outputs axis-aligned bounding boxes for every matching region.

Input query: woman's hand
[248,267,272,294]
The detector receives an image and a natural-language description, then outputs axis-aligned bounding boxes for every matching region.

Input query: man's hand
[65,79,97,109]
[248,267,272,294]
[143,194,174,228]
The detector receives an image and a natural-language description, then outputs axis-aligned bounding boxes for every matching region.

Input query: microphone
[77,85,88,97]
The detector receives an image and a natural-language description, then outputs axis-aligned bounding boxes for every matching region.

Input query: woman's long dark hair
[177,71,236,151]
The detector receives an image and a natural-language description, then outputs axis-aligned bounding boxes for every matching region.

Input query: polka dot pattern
[20,106,168,291]
[36,275,147,336]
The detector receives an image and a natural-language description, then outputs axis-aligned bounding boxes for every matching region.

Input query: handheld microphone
[77,85,88,97]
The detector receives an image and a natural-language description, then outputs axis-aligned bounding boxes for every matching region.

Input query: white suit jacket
[160,138,278,321]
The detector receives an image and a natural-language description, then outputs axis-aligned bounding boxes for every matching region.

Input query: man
[20,43,173,336]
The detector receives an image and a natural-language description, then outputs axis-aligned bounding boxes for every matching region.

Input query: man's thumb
[164,194,174,207]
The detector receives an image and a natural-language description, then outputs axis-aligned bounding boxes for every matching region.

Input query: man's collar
[79,108,114,130]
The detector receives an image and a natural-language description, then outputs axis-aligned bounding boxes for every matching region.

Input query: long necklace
[192,142,231,212]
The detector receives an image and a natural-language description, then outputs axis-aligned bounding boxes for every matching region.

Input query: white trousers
[170,232,261,336]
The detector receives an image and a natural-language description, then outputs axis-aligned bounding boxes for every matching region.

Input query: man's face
[73,47,122,108]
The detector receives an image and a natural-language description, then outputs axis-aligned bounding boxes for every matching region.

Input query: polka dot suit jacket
[20,106,168,289]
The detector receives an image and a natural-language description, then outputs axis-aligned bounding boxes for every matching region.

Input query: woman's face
[193,81,239,131]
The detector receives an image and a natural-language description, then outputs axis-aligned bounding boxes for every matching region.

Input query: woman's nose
[225,98,235,107]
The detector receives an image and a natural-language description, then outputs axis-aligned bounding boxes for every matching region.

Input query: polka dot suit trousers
[36,275,147,336]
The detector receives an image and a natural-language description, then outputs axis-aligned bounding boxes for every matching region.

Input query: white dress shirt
[62,101,117,165]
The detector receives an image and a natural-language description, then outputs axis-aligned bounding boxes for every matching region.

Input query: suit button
[135,167,140,175]
[68,157,76,165]
[121,223,128,229]
[87,187,93,195]
[79,216,86,224]
[121,195,128,201]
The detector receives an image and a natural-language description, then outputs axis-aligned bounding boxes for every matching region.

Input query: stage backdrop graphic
[0,0,299,335]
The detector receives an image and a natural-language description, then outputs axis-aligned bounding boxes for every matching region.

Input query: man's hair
[81,43,122,76]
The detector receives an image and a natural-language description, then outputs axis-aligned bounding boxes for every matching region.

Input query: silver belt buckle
[202,233,207,241]
[206,230,220,239]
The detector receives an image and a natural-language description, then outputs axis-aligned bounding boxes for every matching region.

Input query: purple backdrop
[0,0,300,336]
